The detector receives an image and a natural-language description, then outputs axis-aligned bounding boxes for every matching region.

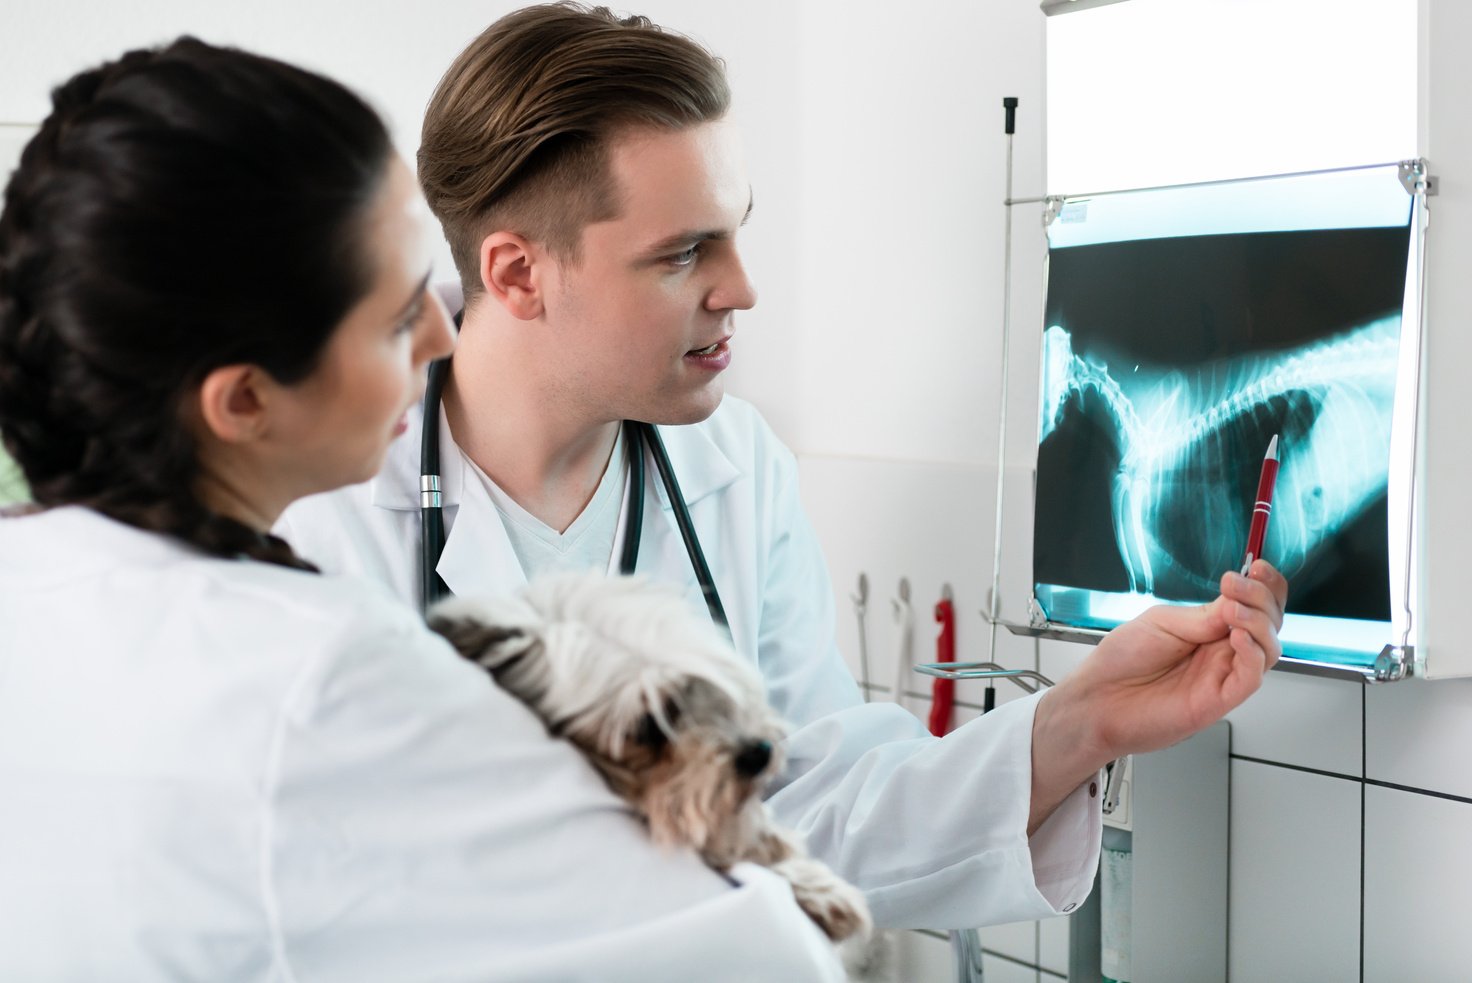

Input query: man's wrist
[1027,682,1110,836]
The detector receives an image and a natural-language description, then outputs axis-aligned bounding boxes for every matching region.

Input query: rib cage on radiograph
[1040,316,1399,601]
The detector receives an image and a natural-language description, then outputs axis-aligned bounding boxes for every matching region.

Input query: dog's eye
[634,713,669,749]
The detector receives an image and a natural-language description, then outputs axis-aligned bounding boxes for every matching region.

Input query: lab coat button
[1063,902,1077,912]
[1089,781,1098,797]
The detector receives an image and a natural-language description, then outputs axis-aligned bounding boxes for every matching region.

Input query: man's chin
[643,388,724,427]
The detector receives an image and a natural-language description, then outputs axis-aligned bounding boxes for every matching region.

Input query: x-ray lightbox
[1029,163,1425,681]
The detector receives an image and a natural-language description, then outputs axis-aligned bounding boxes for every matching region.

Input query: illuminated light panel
[1032,165,1418,668]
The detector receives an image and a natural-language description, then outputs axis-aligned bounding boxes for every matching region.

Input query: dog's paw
[838,928,896,983]
[773,855,872,943]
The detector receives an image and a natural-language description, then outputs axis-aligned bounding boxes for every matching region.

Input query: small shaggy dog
[428,572,872,945]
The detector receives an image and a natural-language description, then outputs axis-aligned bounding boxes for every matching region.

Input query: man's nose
[708,251,757,313]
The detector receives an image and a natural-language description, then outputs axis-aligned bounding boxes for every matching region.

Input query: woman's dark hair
[0,37,393,569]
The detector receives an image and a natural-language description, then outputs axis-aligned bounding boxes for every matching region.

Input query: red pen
[1240,434,1280,576]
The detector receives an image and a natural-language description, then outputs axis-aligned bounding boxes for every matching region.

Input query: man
[279,2,1287,929]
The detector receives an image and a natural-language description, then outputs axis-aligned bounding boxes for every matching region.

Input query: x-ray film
[1033,165,1418,668]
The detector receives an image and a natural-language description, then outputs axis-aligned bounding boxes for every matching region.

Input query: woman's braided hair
[0,38,392,569]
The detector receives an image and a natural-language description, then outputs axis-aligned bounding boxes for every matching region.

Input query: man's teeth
[691,342,721,355]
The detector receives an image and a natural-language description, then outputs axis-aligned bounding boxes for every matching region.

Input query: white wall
[782,2,1472,982]
[6,2,1472,980]
[0,0,807,434]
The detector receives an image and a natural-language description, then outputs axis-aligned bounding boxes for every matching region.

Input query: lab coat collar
[369,394,741,597]
[640,417,741,514]
[369,398,741,514]
[629,418,741,606]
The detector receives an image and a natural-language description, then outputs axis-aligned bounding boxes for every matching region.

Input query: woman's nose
[416,288,457,364]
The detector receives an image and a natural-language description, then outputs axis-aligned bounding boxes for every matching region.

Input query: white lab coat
[279,395,1102,929]
[0,507,844,982]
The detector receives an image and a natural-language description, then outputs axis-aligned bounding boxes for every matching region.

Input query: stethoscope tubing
[416,351,727,634]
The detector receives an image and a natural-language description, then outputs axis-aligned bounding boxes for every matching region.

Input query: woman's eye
[394,307,423,336]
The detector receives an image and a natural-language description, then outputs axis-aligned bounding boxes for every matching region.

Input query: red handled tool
[928,588,956,737]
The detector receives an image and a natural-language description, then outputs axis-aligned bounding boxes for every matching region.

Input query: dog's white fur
[429,571,872,945]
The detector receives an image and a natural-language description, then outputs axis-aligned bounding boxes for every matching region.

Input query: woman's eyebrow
[393,271,433,318]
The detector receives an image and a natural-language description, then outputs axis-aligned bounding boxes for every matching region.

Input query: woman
[0,39,841,981]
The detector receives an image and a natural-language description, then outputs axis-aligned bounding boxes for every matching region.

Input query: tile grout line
[1229,753,1472,805]
[1226,737,1233,981]
[1230,753,1360,784]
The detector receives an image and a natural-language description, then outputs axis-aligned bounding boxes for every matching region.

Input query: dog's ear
[428,611,541,674]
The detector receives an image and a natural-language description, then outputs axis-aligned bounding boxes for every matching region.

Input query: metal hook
[912,661,1053,694]
[891,578,915,707]
[850,572,873,701]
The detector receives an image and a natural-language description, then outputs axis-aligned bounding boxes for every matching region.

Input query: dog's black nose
[734,739,773,778]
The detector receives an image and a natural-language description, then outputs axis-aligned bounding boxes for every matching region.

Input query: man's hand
[1027,561,1288,835]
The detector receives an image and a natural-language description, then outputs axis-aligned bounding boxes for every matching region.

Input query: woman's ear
[478,231,546,321]
[195,364,270,444]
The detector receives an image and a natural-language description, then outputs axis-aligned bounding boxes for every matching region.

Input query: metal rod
[989,98,1018,668]
[1401,168,1429,658]
[1050,158,1415,207]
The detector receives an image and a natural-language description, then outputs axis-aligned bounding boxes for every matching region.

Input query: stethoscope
[417,347,729,633]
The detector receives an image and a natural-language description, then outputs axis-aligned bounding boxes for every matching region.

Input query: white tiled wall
[1225,668,1364,777]
[1365,676,1472,800]
[1228,760,1361,983]
[1363,785,1472,980]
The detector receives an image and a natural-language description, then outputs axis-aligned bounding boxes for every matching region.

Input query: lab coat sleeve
[751,434,1100,930]
[263,613,843,983]
[767,692,1100,930]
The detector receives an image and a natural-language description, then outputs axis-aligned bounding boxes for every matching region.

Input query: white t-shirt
[467,427,626,581]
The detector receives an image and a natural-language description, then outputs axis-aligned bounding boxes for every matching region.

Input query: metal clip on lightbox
[1013,161,1431,683]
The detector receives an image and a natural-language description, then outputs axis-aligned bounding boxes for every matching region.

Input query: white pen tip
[1266,434,1279,460]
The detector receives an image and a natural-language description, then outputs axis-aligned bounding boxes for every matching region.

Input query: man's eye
[667,243,702,267]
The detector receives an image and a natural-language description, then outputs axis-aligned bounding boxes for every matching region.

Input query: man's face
[538,119,756,426]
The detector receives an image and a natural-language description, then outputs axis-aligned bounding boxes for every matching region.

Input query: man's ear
[195,364,270,444]
[478,231,547,321]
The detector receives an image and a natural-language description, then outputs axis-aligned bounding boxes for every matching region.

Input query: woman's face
[270,158,455,498]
